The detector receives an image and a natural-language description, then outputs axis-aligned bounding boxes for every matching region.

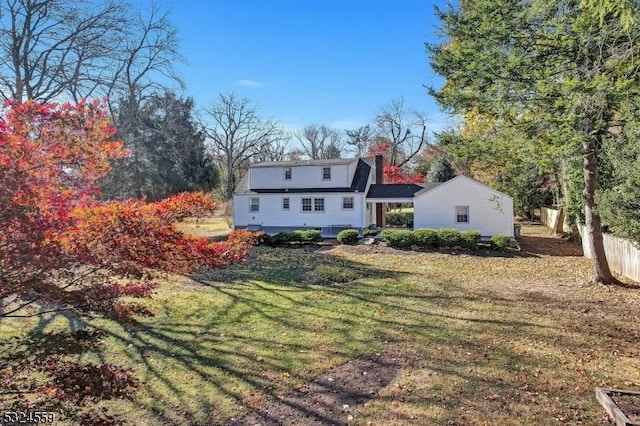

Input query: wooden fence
[540,206,571,232]
[541,206,640,282]
[580,225,640,283]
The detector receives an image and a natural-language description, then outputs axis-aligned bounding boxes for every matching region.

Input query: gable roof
[414,175,513,200]
[249,157,356,168]
[367,183,438,199]
[234,158,372,195]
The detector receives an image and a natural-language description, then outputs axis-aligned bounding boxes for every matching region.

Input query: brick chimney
[375,154,384,227]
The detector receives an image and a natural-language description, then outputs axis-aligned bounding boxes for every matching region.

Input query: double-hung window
[342,197,354,210]
[249,197,260,212]
[455,205,469,223]
[314,198,324,212]
[301,197,324,212]
[284,167,292,180]
[322,166,331,180]
[282,197,290,210]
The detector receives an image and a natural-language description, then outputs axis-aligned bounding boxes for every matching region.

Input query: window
[284,167,292,180]
[249,197,260,212]
[342,197,354,210]
[302,198,324,212]
[456,206,469,223]
[282,197,290,210]
[322,166,331,180]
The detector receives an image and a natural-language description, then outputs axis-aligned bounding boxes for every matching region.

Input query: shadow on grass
[7,244,637,425]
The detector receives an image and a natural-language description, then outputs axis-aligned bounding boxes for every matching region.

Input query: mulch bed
[226,356,401,425]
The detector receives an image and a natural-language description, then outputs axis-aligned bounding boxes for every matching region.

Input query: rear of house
[233,156,513,238]
[233,157,375,237]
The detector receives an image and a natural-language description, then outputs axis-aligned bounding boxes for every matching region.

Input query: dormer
[248,158,358,190]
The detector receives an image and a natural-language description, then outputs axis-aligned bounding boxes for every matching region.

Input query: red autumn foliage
[366,140,424,184]
[0,100,260,421]
[0,100,257,322]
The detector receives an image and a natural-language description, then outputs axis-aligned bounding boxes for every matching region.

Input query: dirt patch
[227,356,401,425]
[611,393,640,422]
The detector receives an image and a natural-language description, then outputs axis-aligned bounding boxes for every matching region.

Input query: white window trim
[284,167,292,180]
[249,197,260,213]
[321,166,331,181]
[282,197,290,210]
[342,196,354,210]
[301,197,312,212]
[455,205,469,224]
[301,197,325,213]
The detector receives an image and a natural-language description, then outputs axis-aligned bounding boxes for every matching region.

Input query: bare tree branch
[294,123,345,160]
[203,93,286,199]
[374,97,430,167]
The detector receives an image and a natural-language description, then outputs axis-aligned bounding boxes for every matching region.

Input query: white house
[233,157,376,236]
[233,156,514,238]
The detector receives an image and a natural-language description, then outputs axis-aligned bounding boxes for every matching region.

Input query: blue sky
[167,0,455,135]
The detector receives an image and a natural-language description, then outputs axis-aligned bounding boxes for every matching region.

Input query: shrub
[262,230,322,245]
[437,228,463,248]
[337,229,359,245]
[292,229,322,243]
[461,230,481,250]
[414,228,439,248]
[385,211,413,228]
[362,228,378,238]
[381,230,415,249]
[490,234,511,251]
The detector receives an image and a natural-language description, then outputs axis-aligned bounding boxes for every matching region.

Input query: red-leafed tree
[366,140,424,184]
[0,100,258,421]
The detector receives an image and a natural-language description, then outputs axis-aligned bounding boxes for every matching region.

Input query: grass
[175,216,231,239]
[2,224,640,425]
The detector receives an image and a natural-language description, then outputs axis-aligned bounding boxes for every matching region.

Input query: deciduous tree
[203,93,286,199]
[0,100,258,420]
[294,123,345,160]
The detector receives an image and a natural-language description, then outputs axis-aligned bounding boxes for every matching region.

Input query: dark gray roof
[234,158,372,195]
[249,157,356,168]
[366,182,442,199]
[414,182,443,196]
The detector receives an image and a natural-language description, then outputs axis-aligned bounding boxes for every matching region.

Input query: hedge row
[379,228,509,250]
[385,211,413,228]
[261,230,322,246]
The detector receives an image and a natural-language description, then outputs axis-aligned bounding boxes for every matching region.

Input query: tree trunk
[583,139,619,285]
[225,162,234,200]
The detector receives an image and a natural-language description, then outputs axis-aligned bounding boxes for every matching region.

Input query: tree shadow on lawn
[11,245,636,425]
[82,248,555,423]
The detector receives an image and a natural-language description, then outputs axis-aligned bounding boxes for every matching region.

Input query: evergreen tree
[426,156,456,182]
[102,92,219,200]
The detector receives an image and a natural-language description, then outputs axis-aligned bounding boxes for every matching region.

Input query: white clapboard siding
[249,164,352,189]
[233,192,366,229]
[413,176,514,237]
[580,225,640,282]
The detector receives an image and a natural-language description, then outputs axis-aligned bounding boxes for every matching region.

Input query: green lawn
[2,225,639,425]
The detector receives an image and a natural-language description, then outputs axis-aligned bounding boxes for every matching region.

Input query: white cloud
[236,79,266,87]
